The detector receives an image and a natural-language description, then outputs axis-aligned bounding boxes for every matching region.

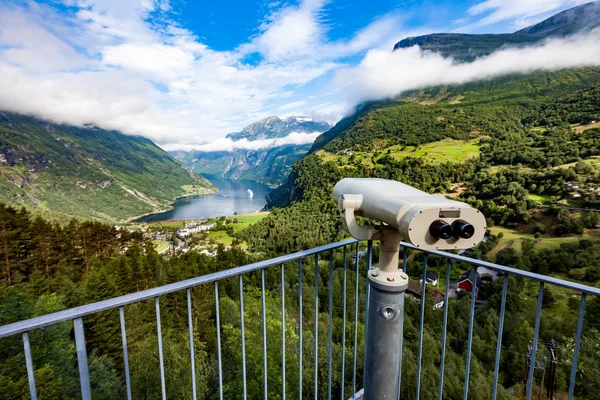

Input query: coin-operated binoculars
[333,178,486,399]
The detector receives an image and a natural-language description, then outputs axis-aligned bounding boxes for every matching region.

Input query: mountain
[0,112,214,222]
[226,116,328,141]
[171,116,332,187]
[240,3,600,254]
[393,1,600,61]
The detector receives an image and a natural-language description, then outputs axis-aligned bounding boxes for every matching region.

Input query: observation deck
[1,239,598,400]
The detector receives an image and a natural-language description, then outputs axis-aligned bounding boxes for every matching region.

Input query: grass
[319,138,480,168]
[572,121,600,133]
[554,155,600,169]
[152,240,170,254]
[207,231,234,246]
[147,220,186,228]
[206,212,270,247]
[385,139,480,164]
[527,193,551,203]
[488,226,597,259]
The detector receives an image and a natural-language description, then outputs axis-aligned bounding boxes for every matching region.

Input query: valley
[0,113,215,223]
[1,2,600,400]
[171,116,332,187]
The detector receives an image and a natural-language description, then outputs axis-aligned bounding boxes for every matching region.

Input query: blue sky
[0,0,595,149]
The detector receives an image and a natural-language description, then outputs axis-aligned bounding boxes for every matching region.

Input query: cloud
[279,100,307,110]
[466,0,590,29]
[0,0,401,147]
[163,131,323,152]
[336,30,600,105]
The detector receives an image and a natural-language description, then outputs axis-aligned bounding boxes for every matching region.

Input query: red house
[457,270,481,298]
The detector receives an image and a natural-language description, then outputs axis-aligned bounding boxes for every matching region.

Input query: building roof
[407,280,445,305]
[458,270,482,290]
[426,271,438,281]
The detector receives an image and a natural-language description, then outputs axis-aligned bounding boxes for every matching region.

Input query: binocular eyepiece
[333,178,486,250]
[429,220,475,240]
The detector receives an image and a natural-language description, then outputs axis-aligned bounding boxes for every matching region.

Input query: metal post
[363,228,409,400]
[73,317,92,400]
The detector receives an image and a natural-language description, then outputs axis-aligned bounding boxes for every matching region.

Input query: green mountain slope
[172,116,331,187]
[393,1,600,61]
[0,112,214,222]
[241,68,600,253]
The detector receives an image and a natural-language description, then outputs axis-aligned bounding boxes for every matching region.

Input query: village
[406,265,502,310]
[118,212,271,256]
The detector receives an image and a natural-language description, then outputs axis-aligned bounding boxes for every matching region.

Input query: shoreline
[124,186,218,224]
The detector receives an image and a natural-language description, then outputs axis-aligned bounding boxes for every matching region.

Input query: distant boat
[247,189,254,199]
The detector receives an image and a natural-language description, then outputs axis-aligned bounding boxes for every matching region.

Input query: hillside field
[318,138,480,168]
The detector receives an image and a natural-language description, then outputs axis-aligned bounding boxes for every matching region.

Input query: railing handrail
[0,238,357,339]
[401,242,600,296]
[2,237,599,339]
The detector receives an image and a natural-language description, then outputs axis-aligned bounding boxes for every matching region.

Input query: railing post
[363,228,409,400]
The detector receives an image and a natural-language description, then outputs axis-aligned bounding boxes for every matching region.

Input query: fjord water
[136,179,271,222]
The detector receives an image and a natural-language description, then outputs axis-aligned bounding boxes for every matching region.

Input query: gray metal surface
[22,332,37,400]
[187,289,197,400]
[363,277,407,399]
[328,251,334,400]
[416,255,428,399]
[2,237,599,400]
[215,281,224,400]
[341,246,348,400]
[73,317,91,400]
[155,297,166,400]
[281,263,286,400]
[526,283,544,400]
[568,293,586,400]
[298,259,303,400]
[491,275,508,400]
[313,253,319,400]
[239,275,247,400]
[119,306,132,400]
[437,260,451,400]
[463,269,477,400]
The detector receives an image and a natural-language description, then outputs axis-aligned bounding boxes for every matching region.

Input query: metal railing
[1,238,599,400]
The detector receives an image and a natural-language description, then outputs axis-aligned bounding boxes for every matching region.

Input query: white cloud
[163,131,323,152]
[279,100,307,110]
[0,0,402,147]
[466,0,590,29]
[336,30,600,105]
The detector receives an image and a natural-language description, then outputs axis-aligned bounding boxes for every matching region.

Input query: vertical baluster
[186,289,197,400]
[240,275,248,400]
[155,298,166,400]
[416,255,428,400]
[492,275,509,400]
[437,260,452,400]
[341,246,348,400]
[568,293,586,400]
[261,269,268,400]
[352,243,360,398]
[362,240,373,392]
[73,317,92,400]
[298,259,303,400]
[463,269,478,400]
[281,263,286,400]
[398,246,408,399]
[119,307,132,400]
[327,251,334,400]
[22,332,37,400]
[526,282,544,400]
[215,282,224,400]
[314,253,319,400]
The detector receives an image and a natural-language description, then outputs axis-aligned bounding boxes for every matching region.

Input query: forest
[2,69,600,399]
[1,196,600,399]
